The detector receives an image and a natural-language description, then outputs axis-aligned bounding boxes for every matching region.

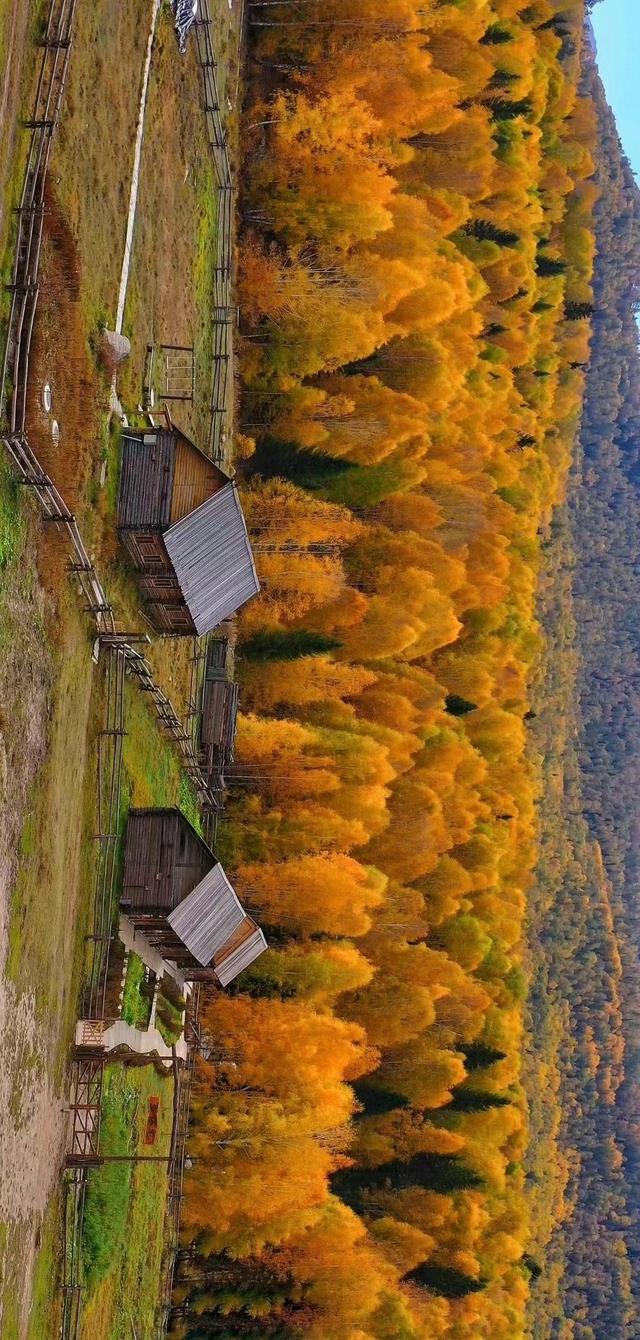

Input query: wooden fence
[155,987,202,1336]
[1,0,78,435]
[61,1169,86,1340]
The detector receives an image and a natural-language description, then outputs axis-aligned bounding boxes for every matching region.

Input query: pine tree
[447,1089,511,1113]
[240,630,342,661]
[331,1154,482,1208]
[536,254,567,277]
[404,1263,487,1298]
[564,299,595,320]
[459,1043,507,1070]
[462,219,519,247]
[445,693,477,717]
[352,1080,410,1119]
[247,438,355,491]
[480,22,513,44]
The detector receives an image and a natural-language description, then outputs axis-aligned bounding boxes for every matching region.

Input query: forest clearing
[1,2,638,1340]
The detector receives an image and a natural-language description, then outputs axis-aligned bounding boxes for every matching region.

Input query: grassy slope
[52,0,152,331]
[0,458,100,1340]
[0,0,38,306]
[79,1065,174,1340]
[118,8,219,447]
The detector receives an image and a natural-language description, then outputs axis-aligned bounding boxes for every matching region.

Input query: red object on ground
[144,1096,160,1146]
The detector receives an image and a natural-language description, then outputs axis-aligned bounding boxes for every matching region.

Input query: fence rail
[156,987,202,1335]
[1,0,78,434]
[61,1170,87,1340]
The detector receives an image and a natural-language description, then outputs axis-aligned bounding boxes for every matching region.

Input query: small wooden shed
[117,425,260,635]
[198,636,239,782]
[120,808,266,984]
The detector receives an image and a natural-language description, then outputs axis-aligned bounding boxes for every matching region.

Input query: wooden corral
[117,425,260,635]
[120,809,266,984]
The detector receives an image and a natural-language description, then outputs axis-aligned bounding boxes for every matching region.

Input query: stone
[101,329,131,366]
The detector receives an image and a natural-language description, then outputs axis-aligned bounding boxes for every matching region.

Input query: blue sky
[591,0,640,176]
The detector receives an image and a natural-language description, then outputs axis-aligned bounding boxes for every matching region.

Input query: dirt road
[0,0,34,247]
[0,538,96,1337]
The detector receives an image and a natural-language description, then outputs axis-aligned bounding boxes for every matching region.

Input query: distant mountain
[583,16,597,65]
[527,65,640,1340]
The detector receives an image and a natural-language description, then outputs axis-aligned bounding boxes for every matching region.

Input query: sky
[591,0,640,177]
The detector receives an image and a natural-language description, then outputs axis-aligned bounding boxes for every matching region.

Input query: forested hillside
[171,3,600,1338]
[526,68,640,1340]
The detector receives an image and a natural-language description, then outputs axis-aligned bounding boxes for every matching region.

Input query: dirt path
[0,538,95,1337]
[0,2,21,133]
[0,553,57,1334]
[0,0,34,244]
[0,944,67,1325]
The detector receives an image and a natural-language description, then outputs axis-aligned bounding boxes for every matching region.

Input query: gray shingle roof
[163,482,260,634]
[167,864,246,965]
[215,926,268,988]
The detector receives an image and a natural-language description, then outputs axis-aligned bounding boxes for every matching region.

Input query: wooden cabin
[198,636,239,783]
[120,808,267,984]
[117,425,260,635]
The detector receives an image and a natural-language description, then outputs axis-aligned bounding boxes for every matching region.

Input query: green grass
[0,457,26,569]
[179,771,204,834]
[0,1196,64,1340]
[122,682,186,809]
[82,1069,138,1287]
[25,1196,64,1340]
[121,681,201,818]
[51,0,152,332]
[120,952,152,1030]
[5,626,98,1038]
[0,1223,21,1340]
[104,419,122,517]
[155,991,184,1047]
[80,1066,174,1340]
[116,9,221,446]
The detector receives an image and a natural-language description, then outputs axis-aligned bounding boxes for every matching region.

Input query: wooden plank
[169,436,223,524]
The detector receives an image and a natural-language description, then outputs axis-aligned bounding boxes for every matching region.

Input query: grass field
[0,0,39,295]
[118,9,220,447]
[0,467,104,1338]
[50,0,222,495]
[121,680,200,823]
[79,1065,174,1340]
[53,0,153,332]
[121,952,153,1030]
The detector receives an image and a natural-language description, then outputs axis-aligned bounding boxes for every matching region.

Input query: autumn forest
[172,1,638,1338]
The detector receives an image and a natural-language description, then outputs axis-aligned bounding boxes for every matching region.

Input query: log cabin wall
[171,821,214,906]
[120,529,171,574]
[121,809,181,912]
[121,809,215,914]
[144,601,196,635]
[169,436,225,524]
[118,431,174,529]
[138,571,184,605]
